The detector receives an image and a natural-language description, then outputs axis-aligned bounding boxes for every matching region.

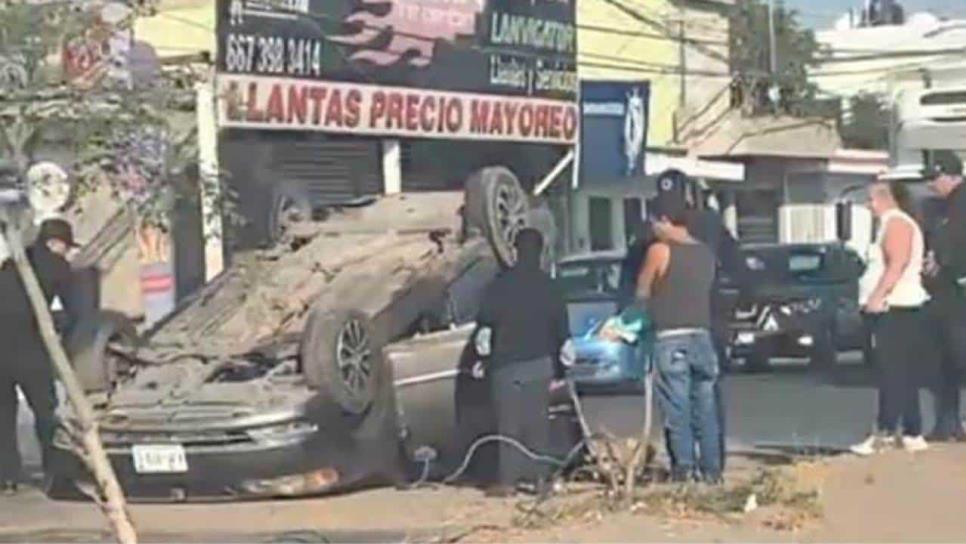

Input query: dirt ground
[4,445,966,543]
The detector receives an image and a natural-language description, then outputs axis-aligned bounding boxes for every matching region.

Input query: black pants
[0,334,57,481]
[873,308,925,436]
[455,372,498,485]
[929,306,966,437]
[490,359,553,487]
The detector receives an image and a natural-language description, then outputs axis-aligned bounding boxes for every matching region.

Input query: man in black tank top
[638,196,722,483]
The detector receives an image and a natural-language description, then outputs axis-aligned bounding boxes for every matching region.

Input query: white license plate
[132,444,188,474]
[736,332,757,345]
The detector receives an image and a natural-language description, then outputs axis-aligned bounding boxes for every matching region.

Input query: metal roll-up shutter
[271,134,383,206]
[400,140,456,191]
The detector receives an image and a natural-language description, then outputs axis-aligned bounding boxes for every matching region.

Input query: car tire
[269,183,312,245]
[809,326,837,371]
[65,312,138,393]
[526,204,557,272]
[464,167,530,268]
[300,308,384,416]
[743,348,771,373]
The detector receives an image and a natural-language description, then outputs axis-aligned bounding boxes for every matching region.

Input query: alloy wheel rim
[336,319,373,397]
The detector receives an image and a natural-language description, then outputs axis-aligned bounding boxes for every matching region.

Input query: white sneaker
[850,434,895,456]
[901,435,929,453]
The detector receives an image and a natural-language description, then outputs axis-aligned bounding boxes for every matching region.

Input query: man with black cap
[476,227,570,496]
[0,218,78,494]
[647,170,743,472]
[650,170,744,366]
[922,151,966,441]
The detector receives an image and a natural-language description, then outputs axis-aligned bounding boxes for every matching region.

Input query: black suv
[720,243,867,372]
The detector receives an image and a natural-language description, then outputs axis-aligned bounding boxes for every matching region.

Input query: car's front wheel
[464,167,530,268]
[300,308,385,416]
[268,183,312,245]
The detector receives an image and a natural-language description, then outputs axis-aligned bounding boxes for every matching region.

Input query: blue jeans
[654,330,722,481]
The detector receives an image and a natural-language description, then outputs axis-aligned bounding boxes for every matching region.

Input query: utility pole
[768,0,777,74]
[679,19,687,109]
[674,18,686,142]
[767,0,781,112]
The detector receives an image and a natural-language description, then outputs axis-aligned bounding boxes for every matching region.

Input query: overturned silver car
[48,168,580,501]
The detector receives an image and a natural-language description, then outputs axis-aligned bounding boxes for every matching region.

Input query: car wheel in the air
[464,167,530,268]
[269,183,313,245]
[300,308,384,416]
[65,311,138,394]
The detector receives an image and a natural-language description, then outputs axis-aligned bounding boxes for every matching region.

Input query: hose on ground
[441,434,589,485]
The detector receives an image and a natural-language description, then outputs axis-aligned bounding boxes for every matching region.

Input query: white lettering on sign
[489,55,529,90]
[490,12,576,54]
[218,75,579,145]
[583,102,626,116]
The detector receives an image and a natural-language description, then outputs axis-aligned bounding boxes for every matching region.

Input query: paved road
[580,354,954,453]
[6,354,963,542]
[14,355,955,477]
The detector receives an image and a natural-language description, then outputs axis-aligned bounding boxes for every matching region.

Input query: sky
[784,0,966,28]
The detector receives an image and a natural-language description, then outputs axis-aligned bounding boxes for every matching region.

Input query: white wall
[571,179,655,254]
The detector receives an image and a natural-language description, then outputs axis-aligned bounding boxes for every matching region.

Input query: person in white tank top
[859,207,930,310]
[852,180,931,456]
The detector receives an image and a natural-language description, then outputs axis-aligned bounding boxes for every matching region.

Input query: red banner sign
[218,75,579,145]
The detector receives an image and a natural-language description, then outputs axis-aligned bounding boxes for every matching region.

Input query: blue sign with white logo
[579,81,650,183]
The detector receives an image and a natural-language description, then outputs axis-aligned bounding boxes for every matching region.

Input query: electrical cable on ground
[407,378,601,492]
[439,434,590,486]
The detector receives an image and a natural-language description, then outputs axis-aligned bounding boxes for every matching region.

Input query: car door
[385,325,475,473]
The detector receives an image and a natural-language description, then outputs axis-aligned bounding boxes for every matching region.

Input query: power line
[812,50,966,77]
[148,6,732,52]
[578,58,734,79]
[154,12,217,33]
[578,22,727,46]
[149,3,859,83]
[817,45,966,63]
[599,0,733,66]
[578,51,734,77]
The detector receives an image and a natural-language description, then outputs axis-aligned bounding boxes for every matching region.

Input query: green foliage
[730,0,824,117]
[0,1,206,227]
[839,93,890,150]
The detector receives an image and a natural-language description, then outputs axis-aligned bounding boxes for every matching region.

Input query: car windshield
[556,259,622,296]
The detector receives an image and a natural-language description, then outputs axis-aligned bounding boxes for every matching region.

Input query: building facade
[572,0,742,253]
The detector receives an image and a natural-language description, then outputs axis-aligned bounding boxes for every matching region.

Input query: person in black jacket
[922,152,966,442]
[476,228,570,496]
[0,219,77,494]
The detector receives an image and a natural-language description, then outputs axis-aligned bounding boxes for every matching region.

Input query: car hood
[89,358,314,432]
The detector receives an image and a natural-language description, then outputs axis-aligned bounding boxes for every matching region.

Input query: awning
[644,152,744,182]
